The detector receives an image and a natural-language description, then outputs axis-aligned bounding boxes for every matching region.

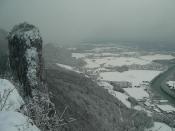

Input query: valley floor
[69,44,175,131]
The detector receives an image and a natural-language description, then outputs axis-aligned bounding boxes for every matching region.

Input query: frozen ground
[0,79,24,111]
[0,111,40,131]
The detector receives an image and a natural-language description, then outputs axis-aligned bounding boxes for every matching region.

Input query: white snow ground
[0,79,24,111]
[0,79,40,131]
[0,111,40,131]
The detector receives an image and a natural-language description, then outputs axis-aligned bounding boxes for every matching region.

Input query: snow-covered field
[72,51,175,69]
[84,57,151,68]
[100,70,161,87]
[140,54,175,61]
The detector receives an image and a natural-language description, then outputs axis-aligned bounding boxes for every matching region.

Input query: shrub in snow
[8,22,43,97]
[0,79,23,111]
[22,92,57,131]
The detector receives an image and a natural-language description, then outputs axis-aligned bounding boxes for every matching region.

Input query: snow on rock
[0,79,23,111]
[100,70,161,87]
[124,87,149,100]
[8,22,43,97]
[0,111,40,131]
[25,47,38,87]
[8,23,41,43]
[157,104,175,113]
[146,122,174,131]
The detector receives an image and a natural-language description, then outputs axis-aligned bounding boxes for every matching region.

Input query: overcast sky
[0,0,175,44]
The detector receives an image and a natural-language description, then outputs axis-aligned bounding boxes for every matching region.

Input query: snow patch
[0,79,23,111]
[56,63,81,73]
[98,81,131,108]
[72,53,92,59]
[0,111,40,131]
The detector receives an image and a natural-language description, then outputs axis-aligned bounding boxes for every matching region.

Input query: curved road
[151,65,175,106]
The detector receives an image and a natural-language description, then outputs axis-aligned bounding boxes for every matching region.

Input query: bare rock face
[8,23,43,97]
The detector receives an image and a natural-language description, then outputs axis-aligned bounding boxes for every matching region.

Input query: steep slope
[46,65,152,131]
[43,44,85,68]
[0,29,8,54]
[0,29,9,75]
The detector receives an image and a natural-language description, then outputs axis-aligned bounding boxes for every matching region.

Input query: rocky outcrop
[8,23,57,131]
[8,23,43,97]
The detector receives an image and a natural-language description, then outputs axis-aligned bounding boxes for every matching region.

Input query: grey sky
[0,0,175,44]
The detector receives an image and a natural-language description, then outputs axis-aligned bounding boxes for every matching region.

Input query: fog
[0,0,175,44]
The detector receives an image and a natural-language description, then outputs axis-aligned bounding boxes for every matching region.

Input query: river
[151,65,175,106]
